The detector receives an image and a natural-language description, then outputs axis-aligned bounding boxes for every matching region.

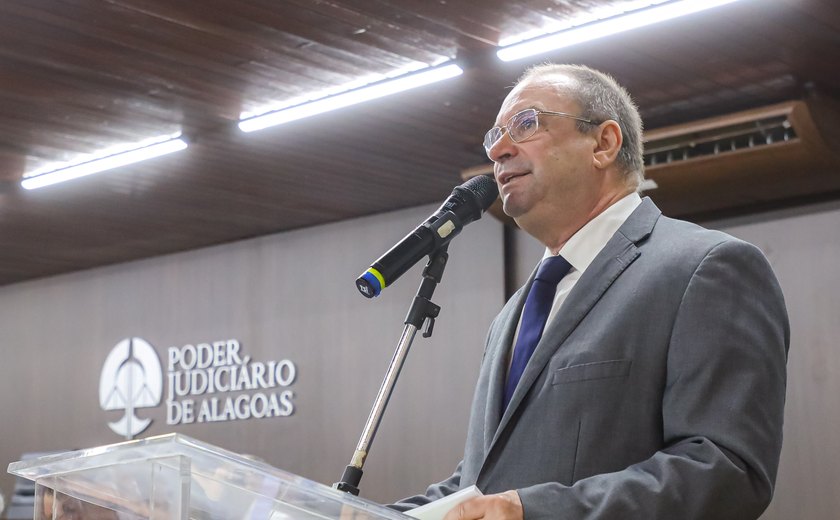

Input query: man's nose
[487,131,516,163]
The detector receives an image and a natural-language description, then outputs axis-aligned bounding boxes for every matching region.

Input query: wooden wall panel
[2,188,837,516]
[705,200,840,520]
[0,202,505,506]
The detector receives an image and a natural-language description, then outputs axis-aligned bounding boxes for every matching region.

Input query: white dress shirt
[510,192,643,357]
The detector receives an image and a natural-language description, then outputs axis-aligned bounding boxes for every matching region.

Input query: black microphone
[355,175,499,298]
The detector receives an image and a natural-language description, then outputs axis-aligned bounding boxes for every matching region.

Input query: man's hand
[442,491,523,520]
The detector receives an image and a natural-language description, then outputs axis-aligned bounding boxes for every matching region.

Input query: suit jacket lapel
[482,283,530,451]
[484,198,661,461]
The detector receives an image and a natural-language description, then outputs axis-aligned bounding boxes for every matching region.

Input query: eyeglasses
[483,108,599,157]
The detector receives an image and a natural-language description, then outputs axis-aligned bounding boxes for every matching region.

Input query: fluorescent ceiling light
[498,1,672,47]
[239,62,463,133]
[22,134,188,190]
[497,0,743,62]
[240,61,433,120]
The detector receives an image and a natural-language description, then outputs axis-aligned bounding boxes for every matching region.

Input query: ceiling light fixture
[22,134,188,190]
[238,63,463,133]
[497,0,743,62]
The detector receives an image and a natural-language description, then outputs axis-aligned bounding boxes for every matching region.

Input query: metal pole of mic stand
[335,245,449,496]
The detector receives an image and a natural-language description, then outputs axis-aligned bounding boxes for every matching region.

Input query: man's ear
[592,120,622,170]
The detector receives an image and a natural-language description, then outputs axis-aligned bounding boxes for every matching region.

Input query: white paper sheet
[404,486,483,520]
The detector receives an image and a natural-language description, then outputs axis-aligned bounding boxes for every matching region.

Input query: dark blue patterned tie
[503,255,572,410]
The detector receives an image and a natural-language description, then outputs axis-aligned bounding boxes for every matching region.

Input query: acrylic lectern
[8,433,410,520]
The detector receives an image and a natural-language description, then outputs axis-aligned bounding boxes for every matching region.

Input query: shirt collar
[543,192,642,274]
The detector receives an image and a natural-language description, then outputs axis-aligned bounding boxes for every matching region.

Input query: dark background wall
[2,196,839,518]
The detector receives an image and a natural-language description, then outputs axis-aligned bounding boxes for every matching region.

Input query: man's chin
[501,197,526,219]
[503,204,534,224]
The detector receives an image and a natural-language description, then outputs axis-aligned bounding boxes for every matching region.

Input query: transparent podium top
[8,433,409,520]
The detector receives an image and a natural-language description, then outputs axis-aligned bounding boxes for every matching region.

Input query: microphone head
[354,176,499,299]
[458,174,499,212]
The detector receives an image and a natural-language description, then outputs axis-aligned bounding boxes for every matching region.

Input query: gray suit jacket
[392,198,789,519]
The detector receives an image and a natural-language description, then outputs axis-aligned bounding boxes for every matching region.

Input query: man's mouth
[499,171,530,185]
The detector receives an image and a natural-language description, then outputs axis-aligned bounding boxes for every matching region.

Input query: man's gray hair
[518,64,645,189]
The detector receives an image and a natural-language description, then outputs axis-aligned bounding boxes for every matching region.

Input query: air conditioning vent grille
[643,115,797,167]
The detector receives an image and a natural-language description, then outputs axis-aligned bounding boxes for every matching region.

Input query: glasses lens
[509,109,538,142]
[484,127,502,152]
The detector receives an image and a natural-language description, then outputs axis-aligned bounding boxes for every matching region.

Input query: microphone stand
[334,245,450,496]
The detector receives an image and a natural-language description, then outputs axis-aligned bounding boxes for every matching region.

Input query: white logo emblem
[99,337,163,438]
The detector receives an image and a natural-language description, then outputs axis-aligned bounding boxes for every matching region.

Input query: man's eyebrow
[495,105,543,126]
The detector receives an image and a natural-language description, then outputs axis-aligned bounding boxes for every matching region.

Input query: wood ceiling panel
[309,0,504,46]
[0,0,837,285]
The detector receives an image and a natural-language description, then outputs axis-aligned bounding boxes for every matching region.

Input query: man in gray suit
[391,64,789,519]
